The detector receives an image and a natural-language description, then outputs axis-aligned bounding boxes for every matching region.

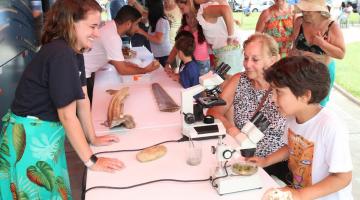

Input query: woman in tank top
[290,0,345,106]
[256,0,294,58]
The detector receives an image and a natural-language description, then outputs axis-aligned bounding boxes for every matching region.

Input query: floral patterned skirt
[0,112,72,200]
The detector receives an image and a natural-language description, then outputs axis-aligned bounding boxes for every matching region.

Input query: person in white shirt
[250,56,353,200]
[193,0,243,75]
[84,5,160,102]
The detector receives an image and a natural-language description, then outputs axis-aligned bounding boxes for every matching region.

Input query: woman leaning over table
[192,0,243,75]
[290,0,345,106]
[256,0,294,58]
[207,33,289,182]
[0,0,123,199]
[165,0,211,75]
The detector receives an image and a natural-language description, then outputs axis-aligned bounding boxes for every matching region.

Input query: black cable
[81,166,87,200]
[211,161,229,188]
[84,177,211,195]
[82,136,189,197]
[93,136,188,156]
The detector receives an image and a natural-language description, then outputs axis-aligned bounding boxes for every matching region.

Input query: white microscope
[211,112,270,195]
[181,63,230,140]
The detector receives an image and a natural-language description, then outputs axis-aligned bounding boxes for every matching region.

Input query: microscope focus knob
[184,113,195,124]
[222,150,233,160]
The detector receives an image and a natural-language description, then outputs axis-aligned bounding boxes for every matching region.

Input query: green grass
[233,12,261,30]
[335,42,360,99]
[348,13,359,23]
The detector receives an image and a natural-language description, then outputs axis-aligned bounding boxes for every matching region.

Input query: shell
[106,87,135,129]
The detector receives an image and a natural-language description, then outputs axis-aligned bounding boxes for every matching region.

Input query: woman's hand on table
[91,134,120,146]
[90,157,125,173]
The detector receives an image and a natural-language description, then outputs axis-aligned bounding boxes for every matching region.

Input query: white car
[249,0,274,12]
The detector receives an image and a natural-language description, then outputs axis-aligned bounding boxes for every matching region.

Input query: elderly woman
[256,0,294,58]
[290,0,345,106]
[207,33,288,180]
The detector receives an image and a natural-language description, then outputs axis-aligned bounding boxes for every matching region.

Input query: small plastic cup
[186,142,202,166]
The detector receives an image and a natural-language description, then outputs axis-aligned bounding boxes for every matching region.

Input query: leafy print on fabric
[10,182,30,200]
[57,176,70,200]
[0,135,10,177]
[31,130,63,162]
[18,176,40,200]
[12,124,26,163]
[26,161,56,191]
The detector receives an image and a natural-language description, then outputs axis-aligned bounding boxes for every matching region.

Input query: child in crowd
[251,56,353,200]
[167,32,200,88]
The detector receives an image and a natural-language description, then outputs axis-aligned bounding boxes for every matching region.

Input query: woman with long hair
[0,0,123,199]
[165,0,210,75]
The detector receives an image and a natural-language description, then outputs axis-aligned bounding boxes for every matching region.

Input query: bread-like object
[136,145,167,162]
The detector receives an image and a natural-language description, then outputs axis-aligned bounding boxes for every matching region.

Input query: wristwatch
[84,154,98,168]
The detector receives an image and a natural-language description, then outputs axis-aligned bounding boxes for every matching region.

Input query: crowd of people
[0,0,353,199]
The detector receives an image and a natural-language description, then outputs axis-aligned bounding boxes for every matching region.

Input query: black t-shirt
[11,39,86,121]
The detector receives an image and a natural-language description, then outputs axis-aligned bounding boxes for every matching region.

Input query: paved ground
[328,88,360,199]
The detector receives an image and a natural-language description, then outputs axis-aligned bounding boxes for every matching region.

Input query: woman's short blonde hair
[243,33,279,58]
[41,0,102,52]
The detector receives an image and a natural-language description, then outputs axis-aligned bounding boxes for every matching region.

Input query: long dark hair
[41,0,101,51]
[148,0,167,32]
[179,14,205,44]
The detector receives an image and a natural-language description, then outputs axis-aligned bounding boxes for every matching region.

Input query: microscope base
[213,170,263,195]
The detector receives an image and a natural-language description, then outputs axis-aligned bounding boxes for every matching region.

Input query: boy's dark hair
[175,30,194,41]
[175,31,195,57]
[114,5,142,25]
[265,56,330,104]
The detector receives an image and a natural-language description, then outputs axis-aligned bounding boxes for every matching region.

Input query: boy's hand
[164,64,172,74]
[280,187,301,200]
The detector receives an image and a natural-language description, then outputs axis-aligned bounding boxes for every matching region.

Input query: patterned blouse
[233,73,286,157]
[264,8,293,57]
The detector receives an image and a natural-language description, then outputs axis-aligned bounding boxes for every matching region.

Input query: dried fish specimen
[151,83,180,112]
[105,87,135,129]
